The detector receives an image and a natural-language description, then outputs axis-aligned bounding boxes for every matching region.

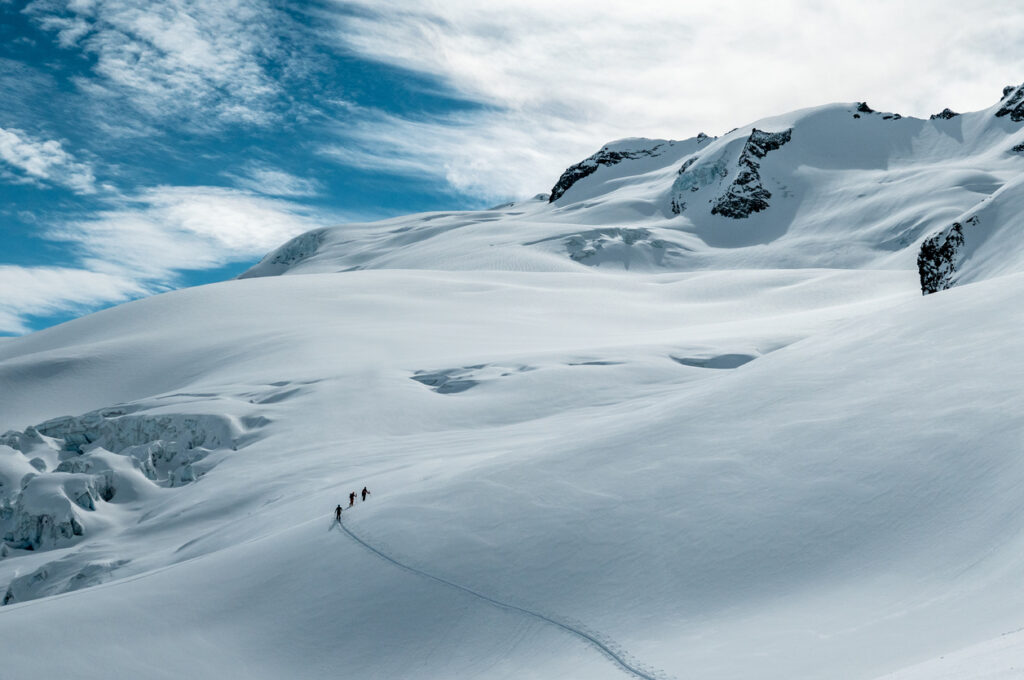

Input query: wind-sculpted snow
[710,128,792,219]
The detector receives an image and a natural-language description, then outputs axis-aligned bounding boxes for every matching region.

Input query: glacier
[1,84,1024,679]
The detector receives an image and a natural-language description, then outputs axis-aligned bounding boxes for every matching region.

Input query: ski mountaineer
[335,504,342,521]
[349,491,356,507]
[361,486,371,502]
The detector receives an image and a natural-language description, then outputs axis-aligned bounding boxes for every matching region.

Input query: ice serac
[710,127,792,219]
[0,406,249,604]
[548,138,671,202]
[669,154,728,215]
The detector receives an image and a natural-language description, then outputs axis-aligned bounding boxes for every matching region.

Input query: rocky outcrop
[930,108,960,120]
[1012,143,1024,153]
[711,128,792,219]
[549,142,669,203]
[995,84,1024,122]
[917,216,978,294]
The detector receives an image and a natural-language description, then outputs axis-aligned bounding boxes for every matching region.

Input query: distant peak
[930,108,960,120]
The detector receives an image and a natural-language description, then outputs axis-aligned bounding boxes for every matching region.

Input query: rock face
[930,108,960,120]
[710,128,792,219]
[549,142,667,203]
[917,217,978,294]
[995,84,1024,122]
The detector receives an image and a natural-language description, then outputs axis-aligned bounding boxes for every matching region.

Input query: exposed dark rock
[1012,143,1024,153]
[917,216,978,294]
[1004,85,1017,98]
[711,128,792,219]
[856,102,874,113]
[853,113,861,119]
[995,84,1024,122]
[930,108,960,120]
[882,114,902,120]
[549,143,666,203]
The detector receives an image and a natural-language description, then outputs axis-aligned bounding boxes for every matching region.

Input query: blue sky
[2,0,1023,335]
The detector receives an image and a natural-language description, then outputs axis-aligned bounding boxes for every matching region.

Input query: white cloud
[323,0,1024,200]
[0,265,144,335]
[49,186,329,280]
[1,186,332,334]
[224,163,323,198]
[0,126,97,194]
[25,0,299,126]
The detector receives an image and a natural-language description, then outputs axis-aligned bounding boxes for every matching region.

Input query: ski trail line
[337,517,668,680]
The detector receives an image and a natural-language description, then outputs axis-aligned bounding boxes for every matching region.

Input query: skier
[361,486,371,502]
[335,504,342,521]
[349,491,356,507]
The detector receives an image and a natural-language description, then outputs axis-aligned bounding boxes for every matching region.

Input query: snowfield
[1,85,1024,679]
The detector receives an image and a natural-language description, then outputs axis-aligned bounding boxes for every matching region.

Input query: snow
[1,85,1024,679]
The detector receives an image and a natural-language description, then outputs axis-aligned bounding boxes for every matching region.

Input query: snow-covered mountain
[244,84,1024,293]
[1,83,1023,680]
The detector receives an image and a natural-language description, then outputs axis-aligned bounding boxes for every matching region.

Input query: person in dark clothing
[361,487,371,502]
[349,491,356,507]
[335,504,342,521]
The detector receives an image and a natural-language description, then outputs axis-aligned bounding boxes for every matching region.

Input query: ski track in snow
[337,515,671,680]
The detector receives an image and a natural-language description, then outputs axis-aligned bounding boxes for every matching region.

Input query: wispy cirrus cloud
[0,126,97,194]
[0,185,334,334]
[0,265,144,335]
[25,0,311,127]
[49,185,331,280]
[224,162,323,198]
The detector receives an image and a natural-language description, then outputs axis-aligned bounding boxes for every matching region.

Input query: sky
[1,0,1023,335]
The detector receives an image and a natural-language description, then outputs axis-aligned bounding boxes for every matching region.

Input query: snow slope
[2,84,1024,680]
